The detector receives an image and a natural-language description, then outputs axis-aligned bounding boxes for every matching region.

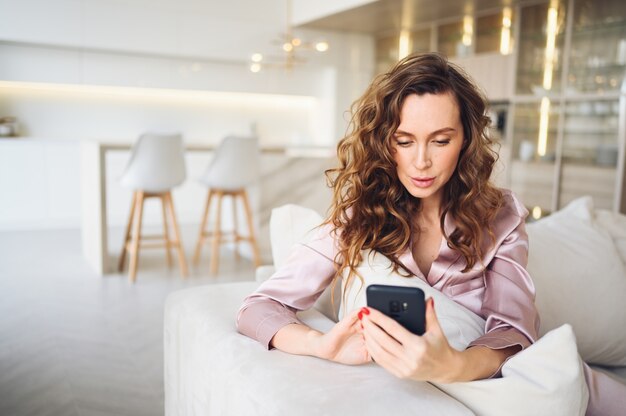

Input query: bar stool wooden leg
[118,191,137,272]
[128,191,145,283]
[210,191,224,274]
[193,189,214,265]
[232,193,240,261]
[165,192,188,277]
[161,194,173,268]
[240,190,261,268]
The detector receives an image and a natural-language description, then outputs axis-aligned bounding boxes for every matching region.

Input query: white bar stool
[118,133,188,282]
[193,136,261,274]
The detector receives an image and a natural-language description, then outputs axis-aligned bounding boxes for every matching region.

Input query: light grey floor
[0,226,257,416]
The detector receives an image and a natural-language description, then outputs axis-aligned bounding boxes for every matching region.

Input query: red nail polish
[358,311,363,320]
[362,307,370,315]
[431,298,435,309]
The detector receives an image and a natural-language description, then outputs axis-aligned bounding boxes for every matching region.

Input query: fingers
[337,308,362,331]
[355,301,451,381]
[424,297,442,335]
[359,308,404,353]
[364,307,416,345]
[361,311,403,354]
[358,309,409,377]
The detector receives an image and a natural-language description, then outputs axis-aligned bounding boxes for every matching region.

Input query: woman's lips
[411,176,435,188]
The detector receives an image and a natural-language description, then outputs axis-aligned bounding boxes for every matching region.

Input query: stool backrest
[120,133,186,192]
[200,136,259,190]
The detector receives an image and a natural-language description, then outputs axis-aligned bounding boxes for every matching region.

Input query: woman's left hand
[360,298,461,383]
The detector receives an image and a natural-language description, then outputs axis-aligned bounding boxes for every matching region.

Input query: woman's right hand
[270,308,371,365]
[311,308,372,365]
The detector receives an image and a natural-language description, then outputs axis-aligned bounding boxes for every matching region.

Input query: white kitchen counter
[79,140,334,275]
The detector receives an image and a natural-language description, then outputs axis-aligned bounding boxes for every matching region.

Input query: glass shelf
[571,20,625,37]
[562,99,620,170]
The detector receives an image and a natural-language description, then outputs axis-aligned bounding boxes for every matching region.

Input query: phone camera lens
[390,301,400,313]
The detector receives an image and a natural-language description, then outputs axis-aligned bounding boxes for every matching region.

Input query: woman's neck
[417,194,443,226]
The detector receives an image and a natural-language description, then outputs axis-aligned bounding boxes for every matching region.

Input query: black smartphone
[366,284,426,335]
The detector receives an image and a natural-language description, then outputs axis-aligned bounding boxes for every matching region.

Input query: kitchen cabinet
[373,8,516,100]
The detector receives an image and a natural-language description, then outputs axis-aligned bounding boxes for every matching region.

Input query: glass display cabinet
[506,0,626,215]
[508,101,561,214]
[373,8,514,74]
[560,99,620,209]
[375,28,431,74]
[567,0,626,93]
[515,1,567,95]
[375,34,400,74]
[438,20,467,58]
[410,28,432,54]
[476,11,513,54]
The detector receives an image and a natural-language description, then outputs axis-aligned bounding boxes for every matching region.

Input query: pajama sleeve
[236,224,339,349]
[468,192,541,376]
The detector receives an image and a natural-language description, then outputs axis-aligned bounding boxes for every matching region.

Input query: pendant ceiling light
[249,0,329,72]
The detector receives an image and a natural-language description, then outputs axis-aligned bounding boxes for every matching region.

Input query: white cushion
[440,325,588,416]
[269,204,339,320]
[340,252,588,416]
[269,204,323,269]
[526,196,626,366]
[595,208,626,265]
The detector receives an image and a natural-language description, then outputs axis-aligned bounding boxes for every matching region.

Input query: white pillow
[526,196,626,366]
[269,204,323,268]
[341,252,588,416]
[438,325,588,416]
[595,208,626,265]
[269,204,340,320]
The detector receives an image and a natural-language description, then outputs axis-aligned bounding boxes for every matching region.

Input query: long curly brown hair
[325,52,504,290]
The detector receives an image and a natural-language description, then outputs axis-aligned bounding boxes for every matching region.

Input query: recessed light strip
[0,80,317,108]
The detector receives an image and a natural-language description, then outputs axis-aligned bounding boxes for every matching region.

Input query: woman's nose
[413,146,432,170]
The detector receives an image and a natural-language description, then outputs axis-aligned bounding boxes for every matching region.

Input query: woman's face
[392,92,464,208]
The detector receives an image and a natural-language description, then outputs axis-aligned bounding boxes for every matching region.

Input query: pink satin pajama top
[237,190,540,355]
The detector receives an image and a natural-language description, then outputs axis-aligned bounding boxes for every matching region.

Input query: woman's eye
[434,139,451,146]
[396,141,412,147]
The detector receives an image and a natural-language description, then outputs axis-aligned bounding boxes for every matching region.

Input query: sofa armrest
[164,282,473,416]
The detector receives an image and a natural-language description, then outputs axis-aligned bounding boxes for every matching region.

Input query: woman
[237,53,624,415]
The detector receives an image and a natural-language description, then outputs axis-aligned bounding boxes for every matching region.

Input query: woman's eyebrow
[428,127,457,138]
[393,127,457,138]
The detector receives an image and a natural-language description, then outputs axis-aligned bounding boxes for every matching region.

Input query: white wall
[0,0,285,63]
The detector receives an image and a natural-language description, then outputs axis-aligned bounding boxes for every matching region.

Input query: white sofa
[164,197,626,415]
